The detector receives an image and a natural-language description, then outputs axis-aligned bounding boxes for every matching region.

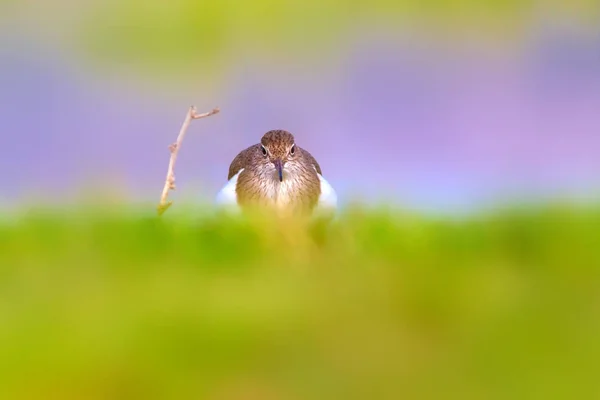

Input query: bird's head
[259,130,297,182]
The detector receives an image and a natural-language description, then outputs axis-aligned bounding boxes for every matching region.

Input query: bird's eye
[290,144,295,155]
[261,145,267,156]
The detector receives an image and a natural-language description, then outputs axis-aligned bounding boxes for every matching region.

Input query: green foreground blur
[1,204,599,399]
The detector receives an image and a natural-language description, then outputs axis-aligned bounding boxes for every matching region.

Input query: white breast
[214,168,244,213]
[316,173,337,212]
[214,167,337,216]
[267,176,303,209]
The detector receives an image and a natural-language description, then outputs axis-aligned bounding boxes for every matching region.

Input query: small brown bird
[216,130,337,216]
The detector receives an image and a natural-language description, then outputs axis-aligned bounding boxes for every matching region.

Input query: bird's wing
[215,168,244,211]
[228,144,259,180]
[217,144,258,210]
[300,147,322,175]
[300,147,336,212]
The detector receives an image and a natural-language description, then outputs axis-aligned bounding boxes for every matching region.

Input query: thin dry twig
[157,105,220,215]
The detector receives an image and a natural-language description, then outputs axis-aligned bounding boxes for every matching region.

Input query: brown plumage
[226,130,323,214]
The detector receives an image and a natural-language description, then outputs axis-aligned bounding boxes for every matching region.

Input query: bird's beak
[273,159,283,182]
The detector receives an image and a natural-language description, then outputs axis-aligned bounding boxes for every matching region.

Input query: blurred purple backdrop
[1,4,599,213]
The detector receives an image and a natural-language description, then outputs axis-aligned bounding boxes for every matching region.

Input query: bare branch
[157,105,220,215]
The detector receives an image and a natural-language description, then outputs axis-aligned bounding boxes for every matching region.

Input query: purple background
[1,12,599,213]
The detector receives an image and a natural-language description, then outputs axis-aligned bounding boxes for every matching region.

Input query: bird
[215,129,337,217]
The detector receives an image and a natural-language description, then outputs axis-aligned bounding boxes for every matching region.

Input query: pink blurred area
[0,2,599,213]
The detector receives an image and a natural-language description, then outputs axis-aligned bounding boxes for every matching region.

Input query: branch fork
[157,105,219,215]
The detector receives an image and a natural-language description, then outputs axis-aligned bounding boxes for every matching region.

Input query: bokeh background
[1,0,598,213]
[2,3,600,399]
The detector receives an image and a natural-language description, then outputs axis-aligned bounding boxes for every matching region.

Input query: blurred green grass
[72,0,599,80]
[1,203,600,399]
